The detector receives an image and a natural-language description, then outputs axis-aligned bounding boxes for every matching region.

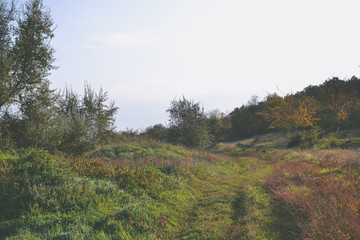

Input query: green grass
[0,147,194,239]
[1,134,360,239]
[0,142,240,239]
[224,157,280,240]
[89,141,194,160]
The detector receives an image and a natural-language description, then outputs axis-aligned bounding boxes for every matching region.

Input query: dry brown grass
[315,149,360,168]
[266,149,360,240]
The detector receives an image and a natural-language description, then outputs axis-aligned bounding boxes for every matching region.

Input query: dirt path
[174,156,279,240]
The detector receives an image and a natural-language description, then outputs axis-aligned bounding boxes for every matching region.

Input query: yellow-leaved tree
[259,93,320,147]
[259,93,319,132]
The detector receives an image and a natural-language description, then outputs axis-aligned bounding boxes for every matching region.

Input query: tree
[0,0,55,111]
[229,95,270,139]
[0,0,15,111]
[82,84,118,145]
[17,81,57,149]
[260,93,318,132]
[206,109,231,141]
[0,0,119,153]
[56,85,118,154]
[143,124,168,141]
[304,77,359,130]
[0,0,56,150]
[167,97,213,149]
[259,93,320,147]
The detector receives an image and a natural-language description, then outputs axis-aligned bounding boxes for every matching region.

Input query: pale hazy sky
[34,0,360,130]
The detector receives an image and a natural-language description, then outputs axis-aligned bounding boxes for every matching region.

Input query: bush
[300,128,319,147]
[167,97,213,149]
[287,134,302,148]
[287,129,319,148]
[143,124,168,142]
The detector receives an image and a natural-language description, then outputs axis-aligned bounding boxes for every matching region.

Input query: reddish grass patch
[315,149,360,169]
[266,150,360,239]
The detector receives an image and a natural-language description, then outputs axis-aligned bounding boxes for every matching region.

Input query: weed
[266,150,360,239]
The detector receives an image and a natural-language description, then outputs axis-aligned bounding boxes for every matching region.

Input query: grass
[0,141,242,239]
[175,157,244,239]
[0,146,194,239]
[225,157,278,240]
[216,131,360,239]
[1,133,360,239]
[265,148,360,239]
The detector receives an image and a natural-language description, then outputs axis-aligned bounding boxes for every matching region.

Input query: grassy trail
[227,157,280,240]
[174,155,278,240]
[3,142,360,239]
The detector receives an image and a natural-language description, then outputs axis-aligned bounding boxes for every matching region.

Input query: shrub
[287,134,302,148]
[167,97,213,149]
[143,124,168,142]
[287,129,319,148]
[300,128,319,147]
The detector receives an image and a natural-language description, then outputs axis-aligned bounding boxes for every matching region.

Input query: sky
[25,0,360,130]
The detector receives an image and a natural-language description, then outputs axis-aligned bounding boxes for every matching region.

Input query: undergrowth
[2,137,360,239]
[266,149,360,239]
[0,141,226,239]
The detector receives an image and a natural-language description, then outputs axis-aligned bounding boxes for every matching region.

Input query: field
[1,1,360,239]
[1,133,360,239]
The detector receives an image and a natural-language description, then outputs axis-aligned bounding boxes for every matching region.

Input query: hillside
[1,1,360,239]
[0,141,243,239]
[1,133,360,239]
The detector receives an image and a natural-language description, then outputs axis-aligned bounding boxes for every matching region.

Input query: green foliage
[206,109,231,142]
[143,124,168,142]
[287,134,302,148]
[0,83,118,155]
[287,128,319,148]
[167,97,213,149]
[229,95,269,140]
[226,77,360,143]
[320,135,340,149]
[338,138,360,149]
[0,1,118,154]
[82,84,118,144]
[0,0,56,150]
[17,82,58,150]
[56,85,118,155]
[300,128,319,147]
[0,0,15,109]
[317,131,360,149]
[117,129,143,142]
[0,0,55,111]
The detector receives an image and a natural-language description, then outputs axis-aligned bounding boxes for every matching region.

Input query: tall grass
[0,140,227,239]
[266,149,360,239]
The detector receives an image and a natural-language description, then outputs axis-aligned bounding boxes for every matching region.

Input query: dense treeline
[144,77,360,148]
[0,0,117,154]
[304,77,360,130]
[228,96,270,139]
[227,76,360,142]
